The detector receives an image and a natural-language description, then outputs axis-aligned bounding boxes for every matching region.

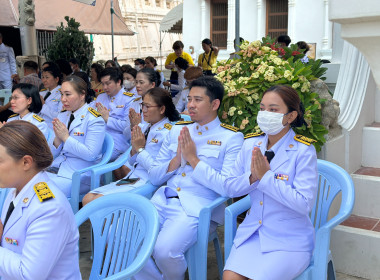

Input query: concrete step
[362,123,380,168]
[351,167,380,218]
[332,218,380,279]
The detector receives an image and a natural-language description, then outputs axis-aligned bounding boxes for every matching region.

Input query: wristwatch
[137,147,145,154]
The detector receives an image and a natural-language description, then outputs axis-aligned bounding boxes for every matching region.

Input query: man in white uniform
[0,33,17,90]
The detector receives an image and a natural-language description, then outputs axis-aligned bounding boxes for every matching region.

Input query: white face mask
[257,110,287,135]
[135,65,141,71]
[123,80,135,90]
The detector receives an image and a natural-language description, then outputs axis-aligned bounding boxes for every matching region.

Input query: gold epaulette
[294,134,317,146]
[33,114,45,122]
[88,107,101,117]
[34,182,55,202]
[244,132,264,139]
[8,114,19,119]
[164,123,172,130]
[61,109,67,113]
[175,121,194,125]
[123,92,134,97]
[40,88,47,92]
[134,97,142,102]
[220,123,238,132]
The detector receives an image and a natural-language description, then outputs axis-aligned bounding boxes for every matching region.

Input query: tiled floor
[354,167,380,177]
[341,214,380,232]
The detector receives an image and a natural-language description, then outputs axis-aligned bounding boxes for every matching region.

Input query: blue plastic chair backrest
[311,159,355,231]
[0,89,11,105]
[0,188,10,216]
[99,133,114,165]
[180,114,192,121]
[75,193,159,280]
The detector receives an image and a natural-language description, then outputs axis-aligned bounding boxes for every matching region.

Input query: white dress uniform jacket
[95,88,135,160]
[0,43,17,89]
[39,86,62,129]
[49,103,106,196]
[174,87,189,113]
[7,112,49,140]
[224,129,318,253]
[149,117,244,224]
[0,171,81,280]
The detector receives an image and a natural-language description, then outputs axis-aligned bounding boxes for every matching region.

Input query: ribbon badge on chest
[274,173,289,181]
[5,237,18,246]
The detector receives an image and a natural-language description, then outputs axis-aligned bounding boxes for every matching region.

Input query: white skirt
[224,232,312,280]
[90,178,148,195]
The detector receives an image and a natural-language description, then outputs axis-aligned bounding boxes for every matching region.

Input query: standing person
[134,76,244,280]
[82,87,181,205]
[165,40,194,84]
[6,83,49,139]
[223,85,318,280]
[39,65,62,129]
[90,63,104,96]
[145,56,165,88]
[198,38,219,76]
[95,67,134,161]
[47,75,106,197]
[189,46,197,65]
[122,68,138,96]
[0,121,81,280]
[0,33,17,90]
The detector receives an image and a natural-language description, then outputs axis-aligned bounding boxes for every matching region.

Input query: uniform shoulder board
[220,123,239,132]
[123,92,134,97]
[33,114,45,122]
[157,69,161,73]
[88,107,101,117]
[183,86,189,90]
[61,109,67,113]
[8,113,19,119]
[175,121,194,125]
[34,182,55,202]
[164,123,172,130]
[40,88,47,92]
[244,132,264,139]
[294,134,317,146]
[134,97,142,102]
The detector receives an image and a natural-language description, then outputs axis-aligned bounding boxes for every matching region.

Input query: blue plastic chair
[69,133,114,213]
[0,89,11,106]
[224,159,355,280]
[185,196,227,280]
[75,193,160,280]
[180,114,191,121]
[0,188,10,215]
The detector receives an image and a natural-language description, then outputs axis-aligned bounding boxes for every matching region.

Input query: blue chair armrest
[224,196,251,262]
[128,182,158,198]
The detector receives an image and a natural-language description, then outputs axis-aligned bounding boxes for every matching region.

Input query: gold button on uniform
[176,187,181,191]
[259,220,262,224]
[182,172,186,177]
[260,201,263,206]
[198,132,202,135]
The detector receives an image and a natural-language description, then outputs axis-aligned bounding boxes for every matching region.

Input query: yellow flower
[228,107,237,116]
[292,82,300,89]
[238,110,243,115]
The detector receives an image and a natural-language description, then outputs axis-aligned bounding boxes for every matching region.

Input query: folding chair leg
[213,233,224,279]
[327,260,336,280]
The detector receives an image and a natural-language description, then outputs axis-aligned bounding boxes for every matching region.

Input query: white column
[287,0,296,40]
[257,0,262,38]
[227,0,235,52]
[201,0,206,40]
[320,0,332,59]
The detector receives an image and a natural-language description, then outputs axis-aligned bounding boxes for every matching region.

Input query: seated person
[82,87,180,205]
[223,85,318,280]
[123,67,138,96]
[39,65,62,130]
[6,83,49,139]
[145,56,165,88]
[0,121,80,279]
[163,57,188,92]
[95,67,135,161]
[90,63,104,96]
[47,75,106,197]
[134,76,244,280]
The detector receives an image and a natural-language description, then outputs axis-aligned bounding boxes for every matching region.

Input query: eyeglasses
[10,95,27,101]
[140,103,160,112]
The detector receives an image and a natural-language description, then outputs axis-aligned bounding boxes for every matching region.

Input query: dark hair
[121,64,132,72]
[202,38,212,46]
[124,68,137,79]
[263,85,306,127]
[175,57,189,71]
[63,75,93,104]
[12,83,42,113]
[105,60,117,68]
[145,56,157,67]
[277,35,291,46]
[144,88,180,122]
[42,65,62,85]
[91,63,104,82]
[99,67,123,84]
[172,40,184,50]
[134,59,146,66]
[23,61,38,72]
[56,59,72,76]
[42,61,59,69]
[296,41,310,54]
[0,121,53,169]
[189,76,224,109]
[69,58,80,65]
[138,68,161,87]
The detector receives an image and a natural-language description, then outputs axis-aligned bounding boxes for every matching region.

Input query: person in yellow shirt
[165,41,194,83]
[198,38,219,76]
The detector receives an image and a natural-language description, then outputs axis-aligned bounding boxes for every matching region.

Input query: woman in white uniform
[6,83,49,139]
[0,121,81,280]
[82,87,180,205]
[223,85,318,280]
[47,75,106,197]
